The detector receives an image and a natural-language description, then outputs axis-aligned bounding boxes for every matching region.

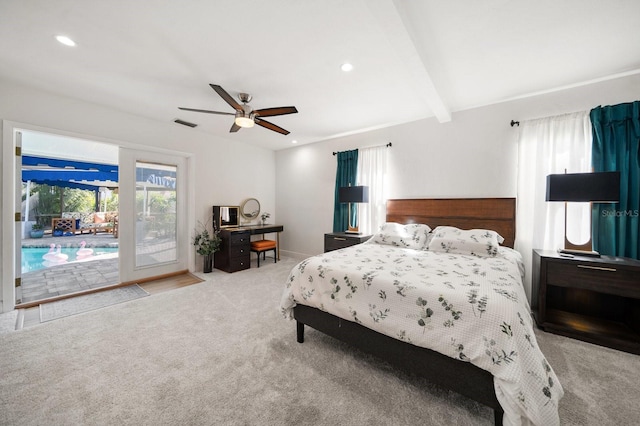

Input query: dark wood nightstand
[324,232,371,253]
[532,249,640,354]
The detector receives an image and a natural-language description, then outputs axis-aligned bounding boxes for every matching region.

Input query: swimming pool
[21,247,119,274]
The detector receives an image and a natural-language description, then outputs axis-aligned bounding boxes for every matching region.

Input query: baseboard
[278,250,313,261]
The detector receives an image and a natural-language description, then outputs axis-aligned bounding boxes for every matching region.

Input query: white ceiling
[1,0,639,151]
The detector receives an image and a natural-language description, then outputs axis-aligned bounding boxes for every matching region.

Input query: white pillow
[427,226,503,258]
[368,222,432,250]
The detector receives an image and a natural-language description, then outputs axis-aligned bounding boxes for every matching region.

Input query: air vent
[174,119,197,128]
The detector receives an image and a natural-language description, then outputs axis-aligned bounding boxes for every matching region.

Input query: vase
[30,230,44,238]
[203,254,213,273]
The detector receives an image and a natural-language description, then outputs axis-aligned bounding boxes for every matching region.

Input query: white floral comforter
[280,243,563,426]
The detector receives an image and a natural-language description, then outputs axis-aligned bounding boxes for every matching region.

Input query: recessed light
[341,63,353,72]
[291,140,298,144]
[55,35,76,47]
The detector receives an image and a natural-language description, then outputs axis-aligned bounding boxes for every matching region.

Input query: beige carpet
[39,284,149,322]
[1,256,639,425]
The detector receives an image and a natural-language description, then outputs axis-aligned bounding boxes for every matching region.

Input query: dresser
[324,232,371,252]
[214,229,250,273]
[532,249,640,354]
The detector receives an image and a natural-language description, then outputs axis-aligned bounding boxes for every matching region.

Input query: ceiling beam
[365,0,451,123]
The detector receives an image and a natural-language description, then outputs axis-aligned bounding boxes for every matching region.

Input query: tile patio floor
[19,233,119,304]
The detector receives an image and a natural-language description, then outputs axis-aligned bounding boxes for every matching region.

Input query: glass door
[18,132,121,305]
[118,148,188,282]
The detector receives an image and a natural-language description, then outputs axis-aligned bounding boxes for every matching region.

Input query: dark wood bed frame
[294,198,516,426]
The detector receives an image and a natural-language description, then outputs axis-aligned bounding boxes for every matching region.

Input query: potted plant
[261,212,270,226]
[30,223,44,238]
[193,222,221,273]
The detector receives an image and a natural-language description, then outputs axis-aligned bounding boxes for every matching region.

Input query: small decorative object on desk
[193,221,221,273]
[261,212,270,226]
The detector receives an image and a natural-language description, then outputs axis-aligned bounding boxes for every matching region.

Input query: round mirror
[240,198,260,220]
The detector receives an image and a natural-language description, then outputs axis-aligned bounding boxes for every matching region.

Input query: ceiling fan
[179,84,298,135]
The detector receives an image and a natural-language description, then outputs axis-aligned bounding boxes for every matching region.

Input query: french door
[118,148,188,283]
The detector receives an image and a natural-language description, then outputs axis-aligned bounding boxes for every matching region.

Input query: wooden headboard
[386,198,516,248]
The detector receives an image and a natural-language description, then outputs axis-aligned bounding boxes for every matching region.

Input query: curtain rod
[511,111,590,128]
[333,142,392,156]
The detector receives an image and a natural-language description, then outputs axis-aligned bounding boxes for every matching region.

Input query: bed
[280,198,563,426]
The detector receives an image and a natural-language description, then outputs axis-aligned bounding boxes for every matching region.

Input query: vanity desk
[213,199,283,272]
[214,224,284,273]
[243,224,284,260]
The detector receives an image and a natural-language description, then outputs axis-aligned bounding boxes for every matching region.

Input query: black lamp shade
[339,186,369,203]
[546,171,620,202]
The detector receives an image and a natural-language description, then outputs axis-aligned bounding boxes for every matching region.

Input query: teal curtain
[333,149,358,232]
[590,101,640,259]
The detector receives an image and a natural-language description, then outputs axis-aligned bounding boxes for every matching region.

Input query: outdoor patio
[19,232,119,305]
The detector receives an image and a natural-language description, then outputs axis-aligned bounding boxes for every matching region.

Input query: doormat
[0,310,19,334]
[40,285,149,323]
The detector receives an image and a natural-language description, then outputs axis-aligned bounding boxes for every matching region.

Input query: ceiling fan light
[235,115,254,128]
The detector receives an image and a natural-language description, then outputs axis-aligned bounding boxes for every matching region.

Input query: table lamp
[339,185,369,234]
[546,171,620,256]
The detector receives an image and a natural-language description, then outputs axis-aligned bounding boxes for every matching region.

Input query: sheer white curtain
[515,111,592,299]
[357,145,388,235]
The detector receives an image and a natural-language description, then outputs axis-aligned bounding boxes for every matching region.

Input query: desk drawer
[228,256,250,272]
[230,231,250,245]
[547,261,640,299]
[229,243,250,257]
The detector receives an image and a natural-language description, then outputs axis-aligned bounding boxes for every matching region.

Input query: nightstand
[532,249,640,354]
[324,232,371,252]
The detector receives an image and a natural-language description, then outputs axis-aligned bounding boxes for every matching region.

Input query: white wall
[0,79,276,312]
[275,110,517,259]
[275,73,640,300]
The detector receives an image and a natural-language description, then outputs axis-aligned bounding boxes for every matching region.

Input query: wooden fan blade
[253,106,298,118]
[230,122,241,133]
[178,107,234,116]
[210,84,242,111]
[255,118,290,135]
